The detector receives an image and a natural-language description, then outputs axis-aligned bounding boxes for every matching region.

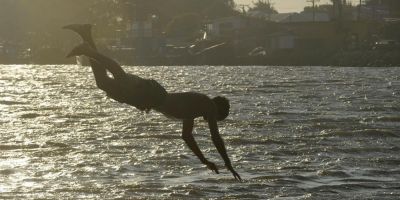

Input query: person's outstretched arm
[182,119,219,173]
[208,118,242,181]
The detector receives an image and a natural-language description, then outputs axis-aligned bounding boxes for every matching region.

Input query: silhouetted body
[63,24,166,112]
[64,24,241,181]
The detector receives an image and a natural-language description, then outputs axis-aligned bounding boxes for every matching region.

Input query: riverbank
[328,50,400,67]
[1,49,399,67]
[237,49,400,67]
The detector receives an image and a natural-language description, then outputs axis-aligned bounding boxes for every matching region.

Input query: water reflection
[0,65,399,199]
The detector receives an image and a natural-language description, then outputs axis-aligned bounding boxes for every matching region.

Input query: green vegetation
[164,13,202,38]
[248,0,278,14]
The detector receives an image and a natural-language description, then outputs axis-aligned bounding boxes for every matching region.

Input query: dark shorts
[123,74,167,111]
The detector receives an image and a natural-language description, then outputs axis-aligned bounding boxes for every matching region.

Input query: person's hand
[205,161,219,174]
[226,164,242,181]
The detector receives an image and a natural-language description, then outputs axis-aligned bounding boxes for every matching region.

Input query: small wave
[40,106,61,111]
[312,123,338,130]
[278,166,307,171]
[297,79,321,84]
[0,144,40,150]
[252,175,284,181]
[131,134,181,140]
[42,81,62,86]
[299,94,319,99]
[45,141,69,148]
[311,118,341,123]
[222,194,261,199]
[229,138,287,145]
[326,79,345,83]
[322,129,398,138]
[377,116,400,122]
[344,178,384,183]
[269,111,315,116]
[360,106,400,112]
[0,169,16,175]
[365,169,400,176]
[317,170,351,178]
[64,113,97,119]
[371,158,400,165]
[309,183,383,191]
[20,113,41,118]
[0,100,26,105]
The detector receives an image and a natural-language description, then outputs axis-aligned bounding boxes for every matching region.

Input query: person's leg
[63,24,111,89]
[63,24,97,50]
[63,24,126,83]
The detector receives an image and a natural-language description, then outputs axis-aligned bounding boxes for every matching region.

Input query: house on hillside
[248,10,331,23]
[130,18,165,55]
[361,3,390,21]
[131,20,153,38]
[267,31,296,50]
[206,16,247,39]
[271,12,331,23]
[248,11,337,51]
[110,15,167,64]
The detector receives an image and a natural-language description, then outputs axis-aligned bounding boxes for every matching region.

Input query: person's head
[213,96,230,121]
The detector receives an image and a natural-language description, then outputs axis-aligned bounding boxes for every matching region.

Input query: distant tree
[248,0,278,14]
[164,13,202,38]
[221,0,236,8]
[0,0,239,52]
[329,0,361,20]
[303,4,333,13]
[202,0,239,19]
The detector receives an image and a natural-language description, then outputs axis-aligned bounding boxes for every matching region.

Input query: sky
[234,0,360,13]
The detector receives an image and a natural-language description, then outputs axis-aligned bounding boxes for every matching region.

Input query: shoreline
[1,50,398,67]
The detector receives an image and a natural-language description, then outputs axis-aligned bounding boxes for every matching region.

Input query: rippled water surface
[1,65,400,199]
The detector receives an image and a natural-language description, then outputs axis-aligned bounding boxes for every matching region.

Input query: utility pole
[358,0,362,21]
[307,0,320,22]
[338,0,343,21]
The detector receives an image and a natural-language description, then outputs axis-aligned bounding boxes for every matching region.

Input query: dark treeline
[0,0,237,42]
[0,0,237,63]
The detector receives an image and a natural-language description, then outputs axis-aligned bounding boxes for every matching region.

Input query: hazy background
[0,0,399,66]
[235,0,332,12]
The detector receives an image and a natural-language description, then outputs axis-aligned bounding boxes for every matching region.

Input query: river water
[0,65,399,199]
